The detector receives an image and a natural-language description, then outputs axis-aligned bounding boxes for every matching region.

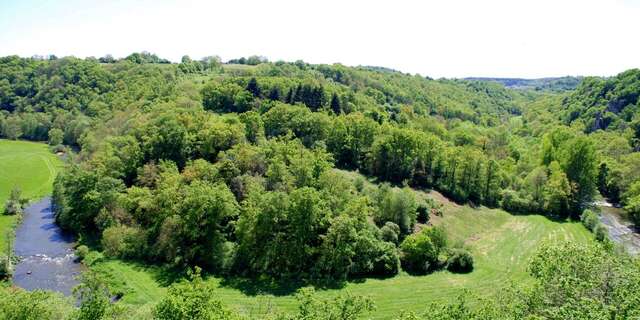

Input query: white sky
[0,0,639,78]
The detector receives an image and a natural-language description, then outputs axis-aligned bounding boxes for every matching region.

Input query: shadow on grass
[218,276,306,296]
[218,271,400,296]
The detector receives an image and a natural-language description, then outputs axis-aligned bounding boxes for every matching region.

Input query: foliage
[446,249,474,273]
[0,255,11,279]
[3,186,24,215]
[279,287,375,320]
[76,245,89,261]
[73,272,117,320]
[0,287,72,320]
[399,227,447,274]
[579,209,598,231]
[154,268,240,320]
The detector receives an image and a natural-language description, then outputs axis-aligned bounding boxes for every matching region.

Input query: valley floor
[0,142,595,318]
[91,186,593,319]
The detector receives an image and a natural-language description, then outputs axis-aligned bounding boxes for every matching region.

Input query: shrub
[154,268,240,320]
[400,231,437,274]
[354,176,365,192]
[380,222,400,244]
[372,241,400,276]
[594,224,608,242]
[500,189,531,213]
[580,209,599,231]
[3,186,23,216]
[76,245,89,262]
[288,287,375,320]
[416,202,430,224]
[0,255,11,279]
[447,249,474,273]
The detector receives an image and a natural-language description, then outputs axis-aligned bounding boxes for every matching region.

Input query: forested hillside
[466,76,582,91]
[1,54,639,319]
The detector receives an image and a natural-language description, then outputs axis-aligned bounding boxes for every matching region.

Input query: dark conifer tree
[330,93,341,114]
[286,88,294,104]
[268,87,281,101]
[294,84,303,104]
[246,78,261,97]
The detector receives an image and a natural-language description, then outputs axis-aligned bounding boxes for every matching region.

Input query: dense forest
[1,53,640,318]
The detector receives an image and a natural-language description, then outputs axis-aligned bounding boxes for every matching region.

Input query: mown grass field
[91,171,595,319]
[0,139,62,253]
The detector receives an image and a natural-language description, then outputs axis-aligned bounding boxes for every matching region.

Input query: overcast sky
[1,0,639,78]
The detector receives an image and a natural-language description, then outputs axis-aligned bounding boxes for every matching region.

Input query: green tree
[47,128,63,145]
[73,272,111,320]
[543,161,571,217]
[154,268,240,320]
[400,227,446,274]
[562,137,598,215]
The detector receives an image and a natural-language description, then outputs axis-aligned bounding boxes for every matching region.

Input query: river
[597,201,640,255]
[12,197,82,296]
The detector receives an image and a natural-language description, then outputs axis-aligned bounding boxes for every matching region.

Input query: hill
[465,76,582,91]
[0,54,638,318]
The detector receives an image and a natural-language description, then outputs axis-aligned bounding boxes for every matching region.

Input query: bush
[580,209,599,231]
[3,186,23,216]
[500,189,531,213]
[416,202,430,224]
[0,255,12,279]
[374,186,418,235]
[154,268,240,320]
[372,241,400,276]
[400,228,442,274]
[76,245,89,262]
[594,224,608,242]
[447,249,474,273]
[380,222,400,244]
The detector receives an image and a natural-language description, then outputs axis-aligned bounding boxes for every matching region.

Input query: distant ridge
[465,76,583,91]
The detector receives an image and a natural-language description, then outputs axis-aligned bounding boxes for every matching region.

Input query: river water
[12,197,81,295]
[597,202,640,255]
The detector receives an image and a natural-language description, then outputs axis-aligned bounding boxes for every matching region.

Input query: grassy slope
[0,139,62,253]
[92,171,594,319]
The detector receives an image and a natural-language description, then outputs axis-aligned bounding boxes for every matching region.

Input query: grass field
[91,172,595,319]
[0,139,62,253]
